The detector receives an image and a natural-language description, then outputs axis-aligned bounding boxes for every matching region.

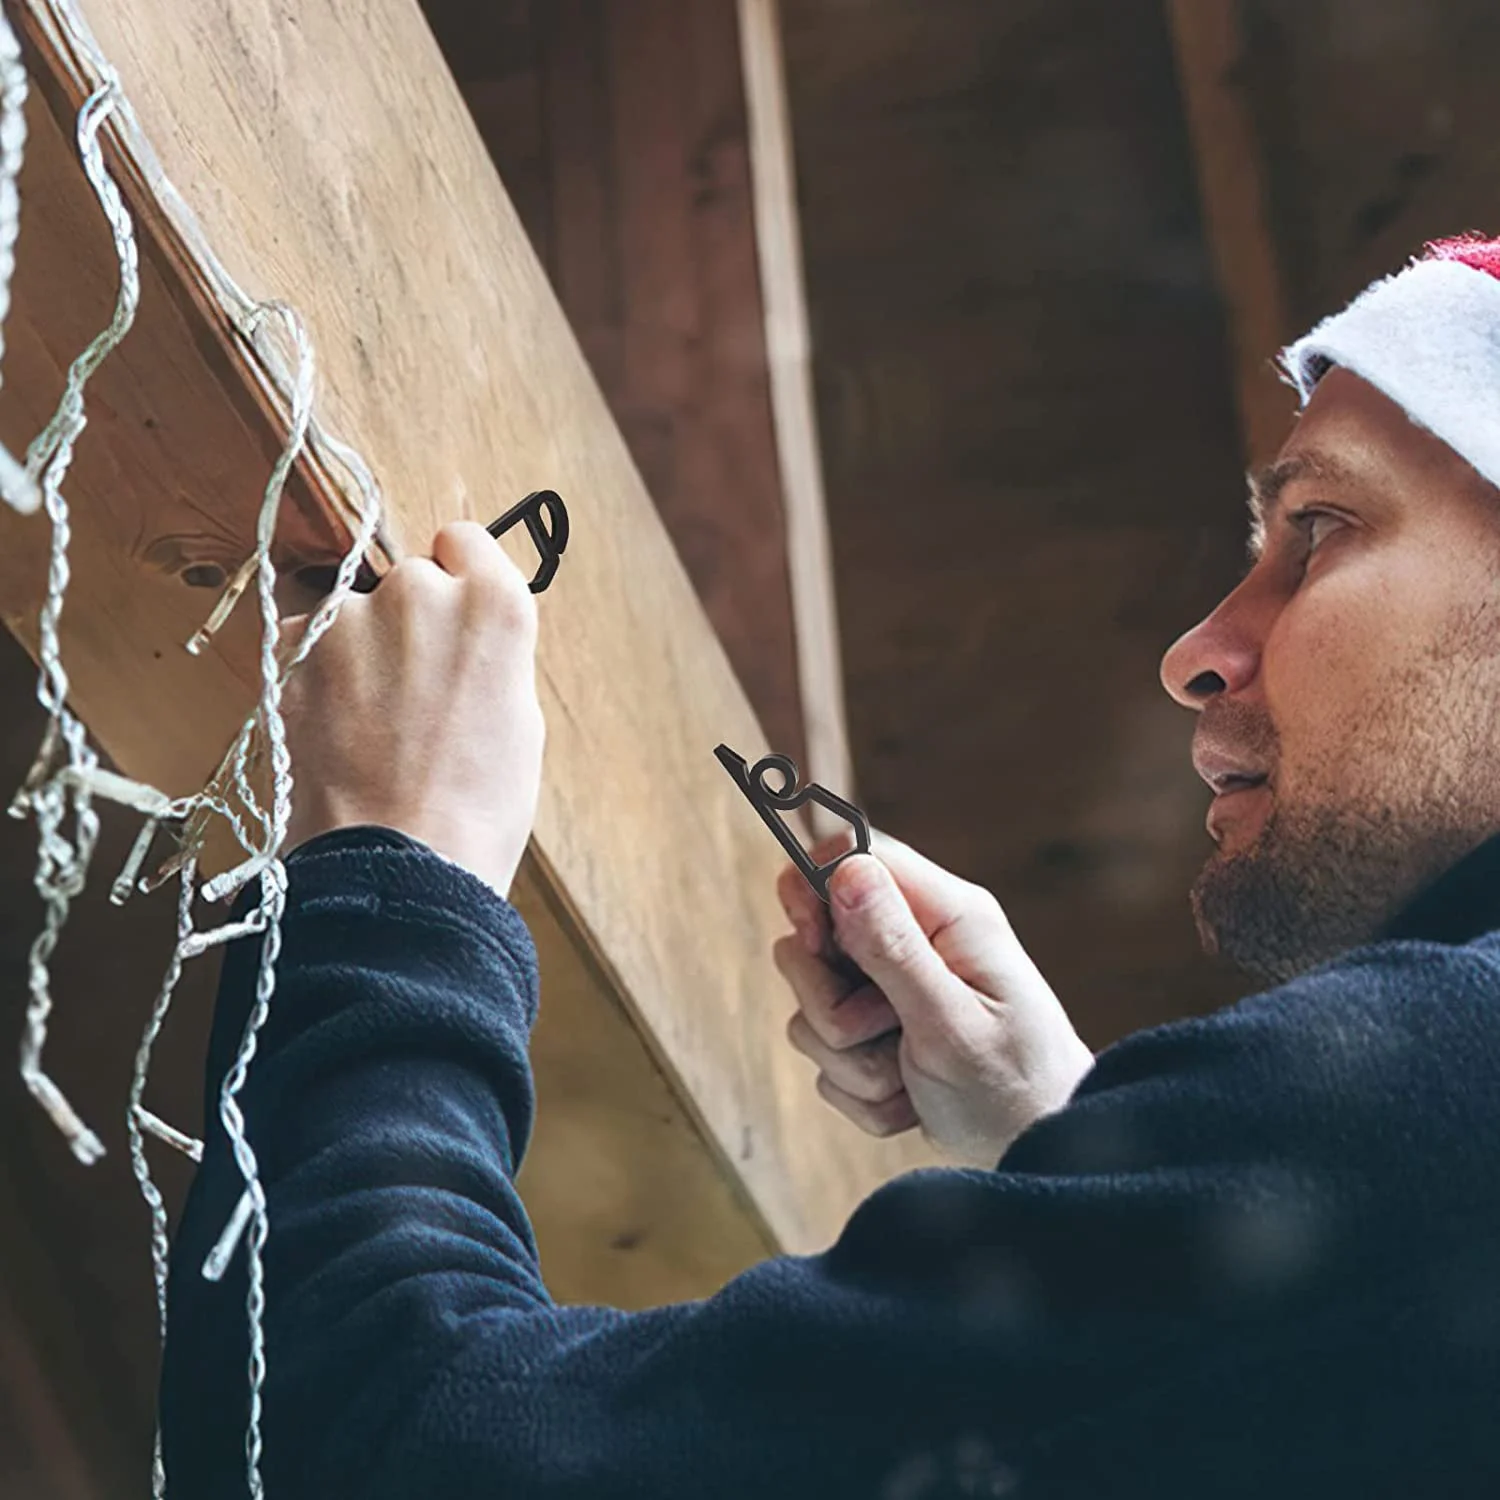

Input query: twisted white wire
[15,74,141,1166]
[0,6,37,516]
[127,855,198,1500]
[128,337,382,1499]
[0,9,27,392]
[6,13,386,1500]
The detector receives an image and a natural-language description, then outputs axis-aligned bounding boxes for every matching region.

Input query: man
[161,235,1500,1496]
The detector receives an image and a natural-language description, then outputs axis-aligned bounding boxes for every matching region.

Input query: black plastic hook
[350,489,570,595]
[713,743,871,904]
[488,489,569,594]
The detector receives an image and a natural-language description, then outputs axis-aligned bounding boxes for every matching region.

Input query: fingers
[814,1073,919,1139]
[431,521,534,608]
[431,520,501,578]
[773,928,916,1139]
[378,554,449,601]
[771,933,900,1050]
[822,853,974,1038]
[776,825,998,942]
[787,1012,903,1105]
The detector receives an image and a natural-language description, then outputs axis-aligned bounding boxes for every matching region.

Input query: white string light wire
[0,7,36,514]
[3,4,387,1496]
[11,67,141,1168]
[127,854,198,1500]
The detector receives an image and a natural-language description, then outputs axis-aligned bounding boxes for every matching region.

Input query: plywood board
[1,0,934,1298]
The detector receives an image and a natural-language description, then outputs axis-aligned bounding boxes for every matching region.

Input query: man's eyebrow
[1245,451,1357,560]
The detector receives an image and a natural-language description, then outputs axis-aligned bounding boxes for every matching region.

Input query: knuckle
[435,519,488,555]
[868,920,922,969]
[970,884,1008,925]
[809,830,856,865]
[870,1094,915,1137]
[847,1049,899,1102]
[823,1003,874,1051]
[814,991,869,1050]
[489,568,539,632]
[383,557,442,599]
[523,698,546,751]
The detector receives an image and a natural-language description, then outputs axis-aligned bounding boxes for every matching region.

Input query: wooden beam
[0,0,934,1326]
[1166,0,1299,465]
[441,0,853,816]
[737,0,856,832]
[540,0,813,776]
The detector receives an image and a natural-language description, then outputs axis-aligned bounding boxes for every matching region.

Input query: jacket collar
[1378,830,1500,946]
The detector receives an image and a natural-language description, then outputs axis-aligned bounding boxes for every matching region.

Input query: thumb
[828,854,964,1028]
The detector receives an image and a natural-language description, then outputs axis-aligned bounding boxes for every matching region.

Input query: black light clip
[488,489,569,594]
[351,489,569,595]
[713,743,870,904]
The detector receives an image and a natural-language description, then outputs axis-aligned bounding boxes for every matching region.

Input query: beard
[1188,661,1499,985]
[1190,797,1476,984]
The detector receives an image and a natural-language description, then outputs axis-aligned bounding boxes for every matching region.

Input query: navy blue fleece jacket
[160,826,1500,1498]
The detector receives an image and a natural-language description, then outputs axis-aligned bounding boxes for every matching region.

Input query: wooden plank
[513,866,776,1305]
[1165,0,1298,464]
[0,0,935,1294]
[776,0,1253,1055]
[0,79,344,797]
[737,0,856,831]
[433,0,853,822]
[530,0,813,776]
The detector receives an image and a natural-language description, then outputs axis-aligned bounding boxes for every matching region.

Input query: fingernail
[831,857,879,912]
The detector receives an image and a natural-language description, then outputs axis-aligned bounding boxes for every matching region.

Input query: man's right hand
[281,521,545,902]
[773,830,1094,1166]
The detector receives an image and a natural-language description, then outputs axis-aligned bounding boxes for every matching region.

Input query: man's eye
[1289,508,1342,555]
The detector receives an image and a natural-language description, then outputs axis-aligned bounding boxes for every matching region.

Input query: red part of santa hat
[1279,234,1500,491]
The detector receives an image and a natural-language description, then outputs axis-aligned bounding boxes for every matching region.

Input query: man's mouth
[1204,771,1272,847]
[1209,772,1270,798]
[1192,742,1273,797]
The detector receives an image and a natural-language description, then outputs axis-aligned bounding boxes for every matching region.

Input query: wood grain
[2,0,934,1290]
[737,0,856,832]
[777,0,1255,1052]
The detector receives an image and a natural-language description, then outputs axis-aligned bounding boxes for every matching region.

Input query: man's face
[1160,368,1500,982]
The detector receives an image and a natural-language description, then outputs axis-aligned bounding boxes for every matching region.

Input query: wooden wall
[0,6,860,1493]
[777,0,1255,1045]
[1244,0,1500,324]
[421,0,812,774]
[771,0,1500,1053]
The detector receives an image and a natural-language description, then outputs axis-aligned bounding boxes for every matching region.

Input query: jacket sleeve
[158,827,1456,1500]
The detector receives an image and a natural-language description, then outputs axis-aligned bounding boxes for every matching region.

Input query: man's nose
[1159,595,1260,709]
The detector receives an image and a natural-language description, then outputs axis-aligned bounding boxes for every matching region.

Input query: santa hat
[1279,234,1500,492]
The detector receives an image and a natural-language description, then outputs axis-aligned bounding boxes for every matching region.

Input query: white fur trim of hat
[1280,256,1500,492]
